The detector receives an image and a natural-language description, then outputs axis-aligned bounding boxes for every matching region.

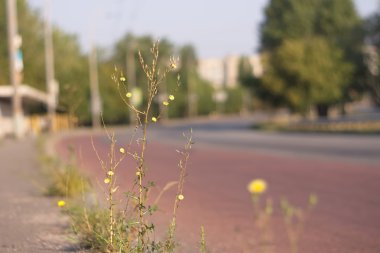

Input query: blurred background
[1,0,380,135]
[1,1,380,252]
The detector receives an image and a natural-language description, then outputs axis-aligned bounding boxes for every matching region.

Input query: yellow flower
[170,63,177,69]
[120,76,126,82]
[178,194,184,201]
[107,171,114,176]
[309,194,318,206]
[104,178,111,184]
[247,179,267,194]
[169,95,175,101]
[126,92,132,98]
[119,148,125,154]
[151,117,157,122]
[57,200,66,207]
[163,101,169,106]
[136,171,141,177]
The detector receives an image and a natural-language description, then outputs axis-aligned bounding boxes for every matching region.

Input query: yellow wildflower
[57,200,66,207]
[126,92,132,98]
[152,117,157,122]
[247,179,267,194]
[120,76,126,82]
[119,148,125,154]
[170,63,177,69]
[169,95,175,101]
[104,178,111,184]
[309,194,318,206]
[136,171,141,177]
[178,194,184,201]
[107,171,114,176]
[163,101,169,106]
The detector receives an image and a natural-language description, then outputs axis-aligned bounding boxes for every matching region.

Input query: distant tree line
[0,0,217,125]
[4,0,378,122]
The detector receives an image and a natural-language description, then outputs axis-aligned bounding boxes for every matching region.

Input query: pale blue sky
[28,0,379,58]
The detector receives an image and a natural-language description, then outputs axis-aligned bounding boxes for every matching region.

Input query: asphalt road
[57,116,380,253]
[149,116,380,165]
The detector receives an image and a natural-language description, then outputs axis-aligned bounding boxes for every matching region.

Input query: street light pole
[126,38,136,124]
[44,0,56,132]
[89,45,101,129]
[87,11,102,129]
[6,0,23,138]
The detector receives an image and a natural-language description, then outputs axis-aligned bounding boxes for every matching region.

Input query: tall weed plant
[66,42,197,253]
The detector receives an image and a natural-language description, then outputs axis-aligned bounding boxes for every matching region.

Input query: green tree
[111,34,174,118]
[53,31,90,123]
[0,1,9,84]
[261,0,361,50]
[261,0,318,50]
[0,0,91,123]
[365,13,380,49]
[178,45,215,116]
[261,38,352,116]
[97,60,129,124]
[224,86,244,114]
[260,0,363,117]
[315,0,365,109]
[237,56,253,85]
[364,13,380,106]
[195,78,215,115]
[0,0,45,86]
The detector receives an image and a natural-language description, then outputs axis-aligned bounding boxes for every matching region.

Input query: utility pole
[89,45,101,128]
[126,38,136,124]
[187,72,197,118]
[44,0,57,132]
[6,0,23,138]
[186,55,197,118]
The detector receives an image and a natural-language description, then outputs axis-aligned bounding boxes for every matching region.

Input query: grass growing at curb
[37,137,90,198]
[66,203,128,252]
[252,120,380,134]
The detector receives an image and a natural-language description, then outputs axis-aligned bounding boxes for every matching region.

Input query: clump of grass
[41,146,89,198]
[66,203,129,252]
[252,120,380,134]
[199,226,207,253]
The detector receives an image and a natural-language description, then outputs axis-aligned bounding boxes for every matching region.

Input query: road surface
[56,116,380,253]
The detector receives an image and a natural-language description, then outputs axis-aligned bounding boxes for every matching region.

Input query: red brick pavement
[57,134,380,253]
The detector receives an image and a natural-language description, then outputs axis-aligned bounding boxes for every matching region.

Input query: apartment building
[197,54,262,90]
